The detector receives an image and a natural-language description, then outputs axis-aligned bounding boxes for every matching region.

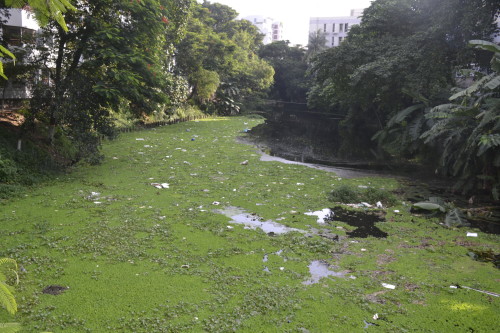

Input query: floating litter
[381,283,396,289]
[305,208,333,224]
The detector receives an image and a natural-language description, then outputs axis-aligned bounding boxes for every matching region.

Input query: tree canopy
[175,0,273,114]
[309,0,499,157]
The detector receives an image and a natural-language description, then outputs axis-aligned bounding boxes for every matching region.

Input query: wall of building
[4,9,39,30]
[309,16,361,47]
[242,15,283,44]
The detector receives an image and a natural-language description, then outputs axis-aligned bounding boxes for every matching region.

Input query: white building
[243,15,283,44]
[309,9,364,48]
[1,9,41,100]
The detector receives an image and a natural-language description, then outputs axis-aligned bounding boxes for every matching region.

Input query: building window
[2,25,35,46]
[339,37,343,44]
[332,23,335,32]
[339,24,344,32]
[345,23,349,31]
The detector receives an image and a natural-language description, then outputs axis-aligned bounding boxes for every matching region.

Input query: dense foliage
[309,0,498,154]
[258,40,308,103]
[0,0,274,167]
[308,0,499,196]
[176,0,274,114]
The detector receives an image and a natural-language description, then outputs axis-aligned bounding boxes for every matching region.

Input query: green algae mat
[1,116,499,332]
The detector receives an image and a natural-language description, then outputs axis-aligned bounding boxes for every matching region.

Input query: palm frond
[0,283,16,315]
[386,104,424,127]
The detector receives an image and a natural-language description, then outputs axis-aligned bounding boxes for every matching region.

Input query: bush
[0,155,18,183]
[329,184,359,203]
[329,184,398,206]
[0,183,24,200]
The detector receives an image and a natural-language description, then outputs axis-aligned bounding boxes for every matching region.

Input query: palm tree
[306,30,328,62]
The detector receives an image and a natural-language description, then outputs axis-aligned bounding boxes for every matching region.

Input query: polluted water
[302,261,348,285]
[213,206,305,235]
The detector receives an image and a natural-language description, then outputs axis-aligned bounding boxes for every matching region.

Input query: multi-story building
[243,15,283,44]
[1,8,41,100]
[309,9,364,48]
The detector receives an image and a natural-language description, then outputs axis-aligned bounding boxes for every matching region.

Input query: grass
[0,116,499,332]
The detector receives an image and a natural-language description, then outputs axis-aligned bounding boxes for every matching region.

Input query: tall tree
[306,30,327,62]
[27,0,191,162]
[308,0,499,158]
[259,40,309,103]
[175,1,273,114]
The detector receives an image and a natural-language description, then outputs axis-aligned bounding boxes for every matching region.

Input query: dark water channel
[244,110,500,234]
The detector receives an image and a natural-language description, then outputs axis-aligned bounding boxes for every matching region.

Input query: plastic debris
[226,226,234,229]
[361,202,372,207]
[305,208,333,224]
[376,201,383,208]
[240,160,248,165]
[451,285,500,297]
[361,248,367,252]
[279,267,285,271]
[373,313,379,320]
[382,283,396,289]
[135,138,144,141]
[151,183,169,189]
[466,232,478,237]
[393,210,400,213]
[212,201,220,205]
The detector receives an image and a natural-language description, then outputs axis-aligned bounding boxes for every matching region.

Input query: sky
[201,0,374,46]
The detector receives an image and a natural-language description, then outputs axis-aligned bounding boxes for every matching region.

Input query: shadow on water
[327,206,388,238]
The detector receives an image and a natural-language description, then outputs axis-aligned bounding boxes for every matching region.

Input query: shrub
[329,184,398,206]
[0,156,17,183]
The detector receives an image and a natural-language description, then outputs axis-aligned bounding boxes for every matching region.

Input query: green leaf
[0,46,15,61]
[0,283,17,315]
[485,75,500,90]
[413,202,446,213]
[469,40,500,54]
[387,104,424,127]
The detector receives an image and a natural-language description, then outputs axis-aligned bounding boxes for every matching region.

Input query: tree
[418,41,500,197]
[306,30,327,62]
[259,40,309,103]
[308,0,499,158]
[25,0,192,163]
[175,1,273,114]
